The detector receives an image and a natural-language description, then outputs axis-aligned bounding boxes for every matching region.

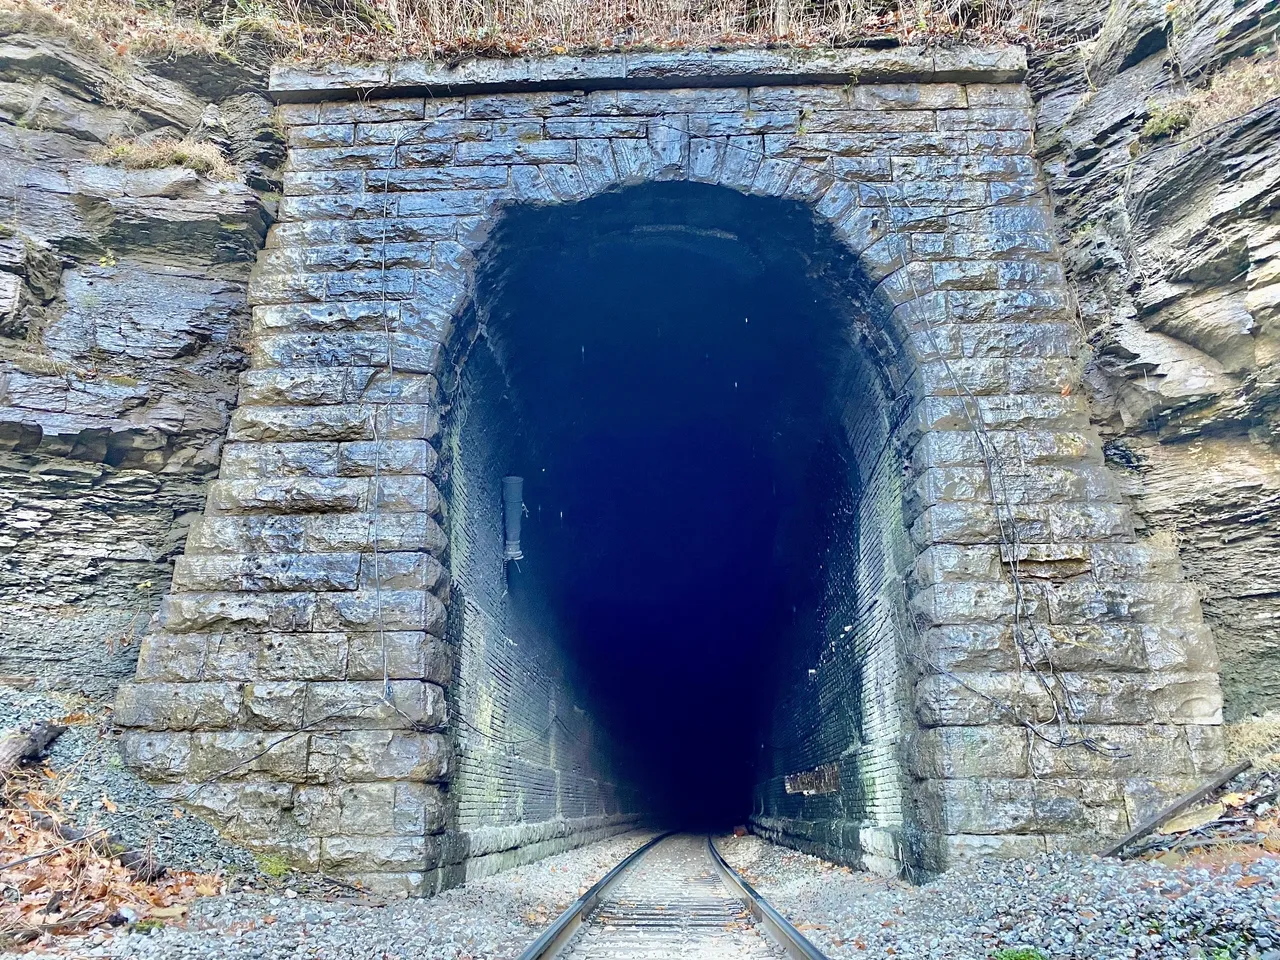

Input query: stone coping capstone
[268,46,1027,102]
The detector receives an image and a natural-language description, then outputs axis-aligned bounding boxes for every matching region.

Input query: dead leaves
[0,806,222,947]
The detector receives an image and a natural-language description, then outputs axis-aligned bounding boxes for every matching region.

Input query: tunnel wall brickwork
[115,48,1226,889]
[443,345,637,883]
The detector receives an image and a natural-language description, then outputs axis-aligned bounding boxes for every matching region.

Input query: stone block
[282,171,366,196]
[244,681,307,729]
[119,732,192,781]
[938,833,1046,862]
[221,442,341,479]
[158,592,316,633]
[937,107,1033,131]
[307,731,451,782]
[911,500,1050,546]
[293,781,445,836]
[396,190,500,217]
[911,581,1043,625]
[203,631,350,681]
[229,403,435,443]
[188,513,447,556]
[1185,724,1226,775]
[320,834,440,872]
[1142,622,1220,672]
[286,146,397,173]
[172,553,361,593]
[346,632,452,684]
[914,671,1054,726]
[188,731,310,781]
[964,83,1034,109]
[908,726,1029,779]
[182,782,311,851]
[1029,725,1194,778]
[314,589,447,634]
[918,778,1089,835]
[355,119,492,145]
[115,681,244,731]
[135,632,208,681]
[303,680,447,730]
[287,123,354,148]
[382,171,508,203]
[208,478,364,515]
[358,551,448,592]
[319,98,426,123]
[908,624,1017,673]
[1043,581,1200,627]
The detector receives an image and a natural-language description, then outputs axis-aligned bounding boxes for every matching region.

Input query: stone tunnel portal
[448,181,913,833]
[117,52,1227,894]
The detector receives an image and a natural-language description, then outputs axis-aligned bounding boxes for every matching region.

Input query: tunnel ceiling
[465,183,891,824]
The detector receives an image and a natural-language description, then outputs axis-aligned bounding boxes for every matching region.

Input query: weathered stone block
[244,681,308,729]
[116,681,244,731]
[188,731,310,781]
[221,441,341,479]
[1029,725,1194,778]
[358,551,447,592]
[303,680,446,730]
[208,477,364,515]
[203,631,350,681]
[908,726,1029,779]
[320,834,440,872]
[307,731,451,782]
[135,632,208,681]
[172,553,361,593]
[314,589,447,634]
[158,592,316,633]
[292,782,445,836]
[914,671,1054,726]
[346,632,452,684]
[119,732,193,781]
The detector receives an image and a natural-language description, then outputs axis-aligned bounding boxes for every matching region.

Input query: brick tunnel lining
[446,181,917,847]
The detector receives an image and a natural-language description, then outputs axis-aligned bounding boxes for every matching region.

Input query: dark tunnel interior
[460,182,888,827]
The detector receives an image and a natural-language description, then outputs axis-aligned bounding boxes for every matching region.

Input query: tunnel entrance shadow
[443,182,920,867]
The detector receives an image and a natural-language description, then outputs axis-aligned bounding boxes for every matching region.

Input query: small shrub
[1139,102,1193,141]
[993,949,1050,960]
[256,853,292,878]
[94,137,238,181]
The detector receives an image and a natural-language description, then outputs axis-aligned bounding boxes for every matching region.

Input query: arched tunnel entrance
[445,182,916,840]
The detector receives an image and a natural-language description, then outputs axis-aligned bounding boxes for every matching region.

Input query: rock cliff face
[0,26,279,695]
[1031,0,1280,720]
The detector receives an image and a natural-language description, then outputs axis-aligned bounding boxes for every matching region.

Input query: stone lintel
[269,46,1027,103]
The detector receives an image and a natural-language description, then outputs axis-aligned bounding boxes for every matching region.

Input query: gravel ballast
[717,833,1280,960]
[3,829,657,959]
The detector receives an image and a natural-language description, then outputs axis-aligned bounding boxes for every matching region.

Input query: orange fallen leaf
[102,796,118,814]
[1236,875,1265,888]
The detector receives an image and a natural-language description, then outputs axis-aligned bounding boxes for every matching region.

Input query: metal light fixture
[502,475,525,561]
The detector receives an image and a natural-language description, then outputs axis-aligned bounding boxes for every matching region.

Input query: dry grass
[1185,54,1280,136]
[1225,714,1280,772]
[94,137,239,181]
[10,0,1044,64]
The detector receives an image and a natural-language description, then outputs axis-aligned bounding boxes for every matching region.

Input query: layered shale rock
[0,25,279,695]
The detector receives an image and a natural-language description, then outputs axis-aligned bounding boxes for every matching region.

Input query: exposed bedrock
[0,26,279,694]
[1031,0,1280,721]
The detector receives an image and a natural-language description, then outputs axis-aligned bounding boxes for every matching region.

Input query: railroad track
[517,833,828,960]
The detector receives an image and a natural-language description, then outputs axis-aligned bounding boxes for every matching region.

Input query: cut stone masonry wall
[116,47,1226,888]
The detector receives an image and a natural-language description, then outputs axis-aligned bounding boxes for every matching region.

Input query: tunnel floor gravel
[716,833,1280,960]
[1,829,659,959]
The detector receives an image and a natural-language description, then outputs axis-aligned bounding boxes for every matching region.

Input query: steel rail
[514,831,672,960]
[515,831,832,960]
[706,835,830,960]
